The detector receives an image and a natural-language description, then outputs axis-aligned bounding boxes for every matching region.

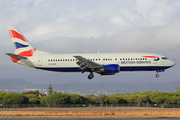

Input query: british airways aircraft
[6,26,175,79]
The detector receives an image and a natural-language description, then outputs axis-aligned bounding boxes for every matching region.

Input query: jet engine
[96,64,120,75]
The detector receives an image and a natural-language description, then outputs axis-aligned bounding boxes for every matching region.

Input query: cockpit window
[162,57,168,60]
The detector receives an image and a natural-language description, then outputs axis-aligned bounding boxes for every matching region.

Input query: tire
[88,73,94,79]
[156,74,159,78]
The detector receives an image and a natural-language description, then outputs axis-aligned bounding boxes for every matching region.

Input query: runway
[0,118,179,120]
[1,107,180,111]
[1,107,180,119]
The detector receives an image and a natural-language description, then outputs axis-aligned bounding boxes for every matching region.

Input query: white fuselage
[17,53,175,73]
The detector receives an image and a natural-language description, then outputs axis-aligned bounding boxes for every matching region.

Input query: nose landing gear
[88,72,94,80]
[155,73,159,78]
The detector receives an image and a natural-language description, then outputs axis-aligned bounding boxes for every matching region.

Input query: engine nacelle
[97,64,120,75]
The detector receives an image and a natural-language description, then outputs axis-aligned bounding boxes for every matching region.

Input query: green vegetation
[1,90,180,105]
[47,84,53,95]
[2,93,28,104]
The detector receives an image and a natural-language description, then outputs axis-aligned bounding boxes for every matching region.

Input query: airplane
[6,26,175,80]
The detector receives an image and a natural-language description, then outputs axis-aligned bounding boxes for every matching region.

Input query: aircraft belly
[37,67,82,72]
[120,66,171,71]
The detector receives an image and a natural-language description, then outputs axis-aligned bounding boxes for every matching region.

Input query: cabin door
[37,57,42,66]
[153,57,157,64]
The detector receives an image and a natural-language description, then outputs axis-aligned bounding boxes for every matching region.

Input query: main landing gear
[88,72,94,80]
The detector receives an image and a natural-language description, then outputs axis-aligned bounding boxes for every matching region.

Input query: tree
[46,93,70,104]
[34,90,39,95]
[47,84,53,95]
[2,93,28,104]
[141,95,151,106]
[85,94,98,103]
[25,94,40,104]
[85,97,94,104]
[136,97,141,106]
[40,96,49,105]
[108,96,120,106]
[26,91,39,96]
[97,95,106,105]
[0,91,6,104]
[127,95,138,104]
[69,94,86,104]
[150,92,167,104]
[153,97,165,104]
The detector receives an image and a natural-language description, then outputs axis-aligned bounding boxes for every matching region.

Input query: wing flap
[74,56,103,70]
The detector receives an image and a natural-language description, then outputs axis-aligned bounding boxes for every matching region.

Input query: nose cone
[169,60,175,67]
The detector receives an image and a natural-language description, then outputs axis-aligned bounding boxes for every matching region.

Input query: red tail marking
[11,57,20,63]
[19,48,36,57]
[11,48,36,63]
[9,30,27,42]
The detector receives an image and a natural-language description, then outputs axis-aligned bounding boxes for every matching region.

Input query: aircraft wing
[74,56,103,71]
[5,53,27,59]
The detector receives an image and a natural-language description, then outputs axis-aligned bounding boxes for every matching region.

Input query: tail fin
[8,26,36,57]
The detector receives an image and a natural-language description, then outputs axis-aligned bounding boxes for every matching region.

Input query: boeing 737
[6,26,175,79]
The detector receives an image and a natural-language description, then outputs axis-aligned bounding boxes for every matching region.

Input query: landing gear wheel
[88,73,94,80]
[156,74,159,78]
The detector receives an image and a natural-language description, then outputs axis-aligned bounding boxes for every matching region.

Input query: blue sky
[0,0,180,84]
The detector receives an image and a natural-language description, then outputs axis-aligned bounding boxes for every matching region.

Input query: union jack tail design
[8,26,36,57]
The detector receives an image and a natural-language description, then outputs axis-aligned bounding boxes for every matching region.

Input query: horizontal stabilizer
[5,53,27,60]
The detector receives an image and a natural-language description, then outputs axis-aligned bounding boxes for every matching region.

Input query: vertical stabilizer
[8,26,36,57]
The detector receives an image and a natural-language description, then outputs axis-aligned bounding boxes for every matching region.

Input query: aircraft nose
[170,60,175,67]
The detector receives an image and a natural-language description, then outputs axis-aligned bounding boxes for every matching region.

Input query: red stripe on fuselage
[9,30,27,42]
[142,56,159,58]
